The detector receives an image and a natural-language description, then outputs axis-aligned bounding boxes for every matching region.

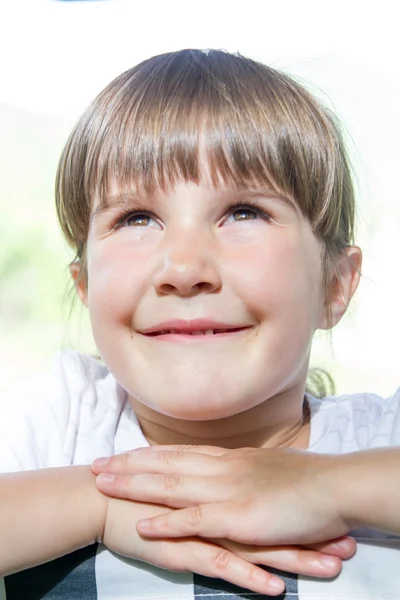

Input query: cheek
[228,234,324,326]
[86,243,148,323]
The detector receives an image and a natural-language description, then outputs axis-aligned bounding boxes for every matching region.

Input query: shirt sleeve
[0,366,71,472]
[0,351,117,473]
[369,387,400,448]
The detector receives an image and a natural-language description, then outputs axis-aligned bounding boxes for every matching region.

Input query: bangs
[57,50,354,253]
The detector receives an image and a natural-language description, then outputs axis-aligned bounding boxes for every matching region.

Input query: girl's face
[80,179,336,420]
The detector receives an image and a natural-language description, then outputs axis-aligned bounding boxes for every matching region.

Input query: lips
[144,327,247,337]
[138,320,252,337]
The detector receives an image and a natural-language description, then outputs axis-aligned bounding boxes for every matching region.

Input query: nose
[153,233,222,297]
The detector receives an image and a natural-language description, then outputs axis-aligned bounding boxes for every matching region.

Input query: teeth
[165,329,216,335]
[152,329,235,336]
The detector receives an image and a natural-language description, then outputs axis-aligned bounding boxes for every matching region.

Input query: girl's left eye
[224,204,271,224]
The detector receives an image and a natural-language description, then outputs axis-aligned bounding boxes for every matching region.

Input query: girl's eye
[114,211,158,229]
[225,204,271,224]
[125,213,151,227]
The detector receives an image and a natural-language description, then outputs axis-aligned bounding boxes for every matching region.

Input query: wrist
[327,449,394,532]
[323,454,359,530]
[0,465,110,575]
[84,467,109,544]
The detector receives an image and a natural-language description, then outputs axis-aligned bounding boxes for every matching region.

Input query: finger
[220,540,343,579]
[145,444,228,457]
[92,447,224,477]
[147,538,285,597]
[303,536,357,560]
[96,472,231,507]
[137,503,240,540]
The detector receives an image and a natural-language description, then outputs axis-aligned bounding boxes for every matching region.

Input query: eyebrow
[230,188,297,209]
[91,193,156,221]
[91,186,298,221]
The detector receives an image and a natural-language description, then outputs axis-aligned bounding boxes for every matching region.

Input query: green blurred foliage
[0,103,94,368]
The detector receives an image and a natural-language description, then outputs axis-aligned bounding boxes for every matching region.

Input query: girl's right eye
[114,211,159,229]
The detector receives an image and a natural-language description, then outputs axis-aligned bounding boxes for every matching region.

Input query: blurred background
[0,0,399,395]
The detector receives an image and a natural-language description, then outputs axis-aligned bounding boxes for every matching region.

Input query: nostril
[195,281,216,292]
[159,283,178,294]
[153,261,222,296]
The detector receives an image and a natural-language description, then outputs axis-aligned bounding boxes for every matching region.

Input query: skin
[93,445,400,546]
[0,465,355,593]
[70,176,362,593]
[74,178,361,449]
[0,176,359,595]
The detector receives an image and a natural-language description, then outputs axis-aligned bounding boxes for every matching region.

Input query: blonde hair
[56,49,355,283]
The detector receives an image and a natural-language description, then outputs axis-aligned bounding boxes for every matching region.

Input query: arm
[0,466,107,576]
[336,447,400,534]
[92,445,400,543]
[0,463,355,597]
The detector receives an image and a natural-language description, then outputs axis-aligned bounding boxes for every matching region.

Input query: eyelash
[111,199,273,229]
[224,200,273,223]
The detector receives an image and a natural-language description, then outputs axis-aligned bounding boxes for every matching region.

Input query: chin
[137,388,253,422]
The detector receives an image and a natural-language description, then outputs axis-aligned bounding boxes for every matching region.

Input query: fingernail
[320,555,338,568]
[333,539,350,550]
[92,457,110,468]
[97,473,115,484]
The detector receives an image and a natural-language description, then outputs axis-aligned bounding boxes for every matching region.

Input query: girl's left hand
[92,445,351,546]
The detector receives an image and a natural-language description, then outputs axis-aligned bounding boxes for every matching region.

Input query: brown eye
[231,208,258,221]
[113,209,161,231]
[121,213,154,227]
[124,213,153,227]
[224,203,271,224]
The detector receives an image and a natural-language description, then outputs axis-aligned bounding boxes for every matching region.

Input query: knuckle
[212,548,232,573]
[180,444,197,451]
[123,451,136,466]
[161,449,181,466]
[185,505,203,529]
[163,472,180,495]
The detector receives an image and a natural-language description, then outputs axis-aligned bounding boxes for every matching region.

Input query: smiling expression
[77,179,329,422]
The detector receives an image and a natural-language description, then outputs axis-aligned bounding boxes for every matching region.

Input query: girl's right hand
[102,497,356,597]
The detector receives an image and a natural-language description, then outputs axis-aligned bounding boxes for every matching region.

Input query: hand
[103,496,355,597]
[93,445,349,546]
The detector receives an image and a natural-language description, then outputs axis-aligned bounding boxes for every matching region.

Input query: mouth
[143,327,249,337]
[137,320,253,340]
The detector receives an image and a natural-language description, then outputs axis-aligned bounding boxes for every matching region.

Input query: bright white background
[0,0,399,395]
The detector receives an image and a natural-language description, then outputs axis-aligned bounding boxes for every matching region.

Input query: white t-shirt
[1,350,400,600]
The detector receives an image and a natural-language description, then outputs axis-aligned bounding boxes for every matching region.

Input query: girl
[1,49,399,600]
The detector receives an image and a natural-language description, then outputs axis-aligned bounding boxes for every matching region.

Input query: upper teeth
[176,329,216,335]
[160,329,225,335]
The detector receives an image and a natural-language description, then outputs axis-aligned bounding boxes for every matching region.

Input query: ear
[319,246,362,330]
[69,262,88,307]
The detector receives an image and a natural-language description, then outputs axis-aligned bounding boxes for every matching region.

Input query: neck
[129,384,311,450]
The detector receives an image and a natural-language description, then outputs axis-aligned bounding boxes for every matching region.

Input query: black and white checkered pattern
[4,545,297,600]
[4,536,400,600]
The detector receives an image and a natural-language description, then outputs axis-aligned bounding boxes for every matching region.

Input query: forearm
[335,448,400,534]
[0,466,108,576]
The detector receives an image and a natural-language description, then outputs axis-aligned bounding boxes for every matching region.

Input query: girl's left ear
[319,246,362,330]
[69,262,88,307]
